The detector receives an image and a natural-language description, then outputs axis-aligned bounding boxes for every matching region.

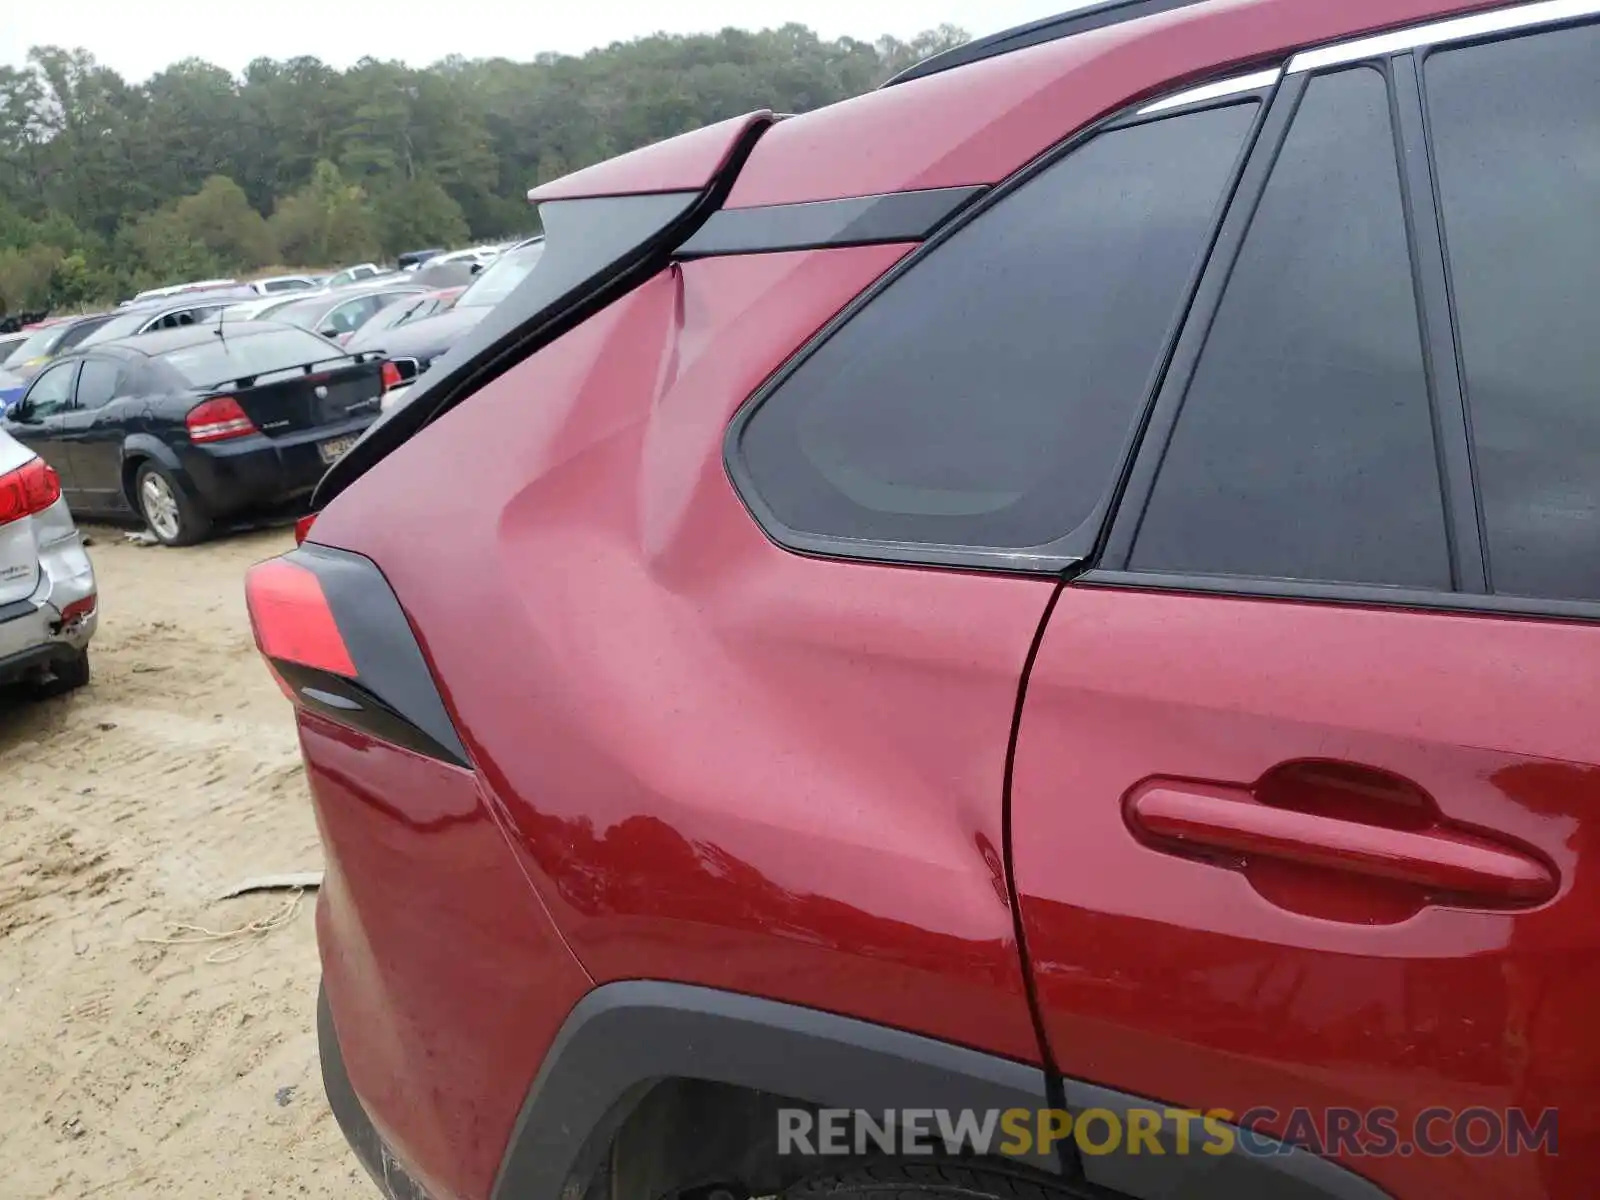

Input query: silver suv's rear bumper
[0,498,97,683]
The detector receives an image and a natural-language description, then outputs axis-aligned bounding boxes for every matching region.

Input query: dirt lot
[0,527,366,1198]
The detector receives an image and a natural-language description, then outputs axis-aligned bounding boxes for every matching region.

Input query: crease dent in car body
[250,2,1600,1200]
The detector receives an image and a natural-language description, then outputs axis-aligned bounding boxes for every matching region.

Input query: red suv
[246,1,1599,1198]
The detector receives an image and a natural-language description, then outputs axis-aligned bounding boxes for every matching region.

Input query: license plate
[318,435,359,464]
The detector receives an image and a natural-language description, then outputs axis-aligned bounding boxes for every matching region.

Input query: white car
[0,331,29,365]
[325,264,387,289]
[127,278,240,305]
[222,294,323,322]
[246,275,320,295]
[428,247,500,270]
[0,429,97,697]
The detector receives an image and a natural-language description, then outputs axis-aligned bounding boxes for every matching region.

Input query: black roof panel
[92,319,289,357]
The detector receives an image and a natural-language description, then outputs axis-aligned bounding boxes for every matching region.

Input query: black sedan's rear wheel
[135,461,211,547]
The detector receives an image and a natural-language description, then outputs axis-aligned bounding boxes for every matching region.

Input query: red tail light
[245,558,357,678]
[244,545,468,766]
[186,396,258,443]
[0,457,62,526]
[294,513,318,545]
[57,595,97,625]
[380,361,402,392]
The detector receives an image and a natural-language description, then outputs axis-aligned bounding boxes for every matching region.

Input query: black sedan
[0,322,386,545]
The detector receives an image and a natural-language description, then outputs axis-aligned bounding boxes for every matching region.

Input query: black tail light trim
[274,543,469,768]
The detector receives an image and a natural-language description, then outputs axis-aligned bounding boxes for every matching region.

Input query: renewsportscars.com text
[777,1106,1559,1160]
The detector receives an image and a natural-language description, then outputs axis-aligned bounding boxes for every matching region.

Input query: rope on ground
[137,887,306,964]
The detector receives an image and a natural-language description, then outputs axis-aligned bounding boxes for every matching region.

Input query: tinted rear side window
[1426,23,1600,601]
[1130,68,1450,589]
[733,103,1257,556]
[76,359,122,409]
[59,318,113,352]
[159,329,344,386]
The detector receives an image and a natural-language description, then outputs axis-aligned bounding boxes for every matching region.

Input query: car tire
[785,1163,1090,1200]
[135,461,211,547]
[31,647,90,698]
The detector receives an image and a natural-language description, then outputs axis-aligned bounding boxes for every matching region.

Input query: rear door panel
[1012,24,1600,1200]
[1012,589,1598,1199]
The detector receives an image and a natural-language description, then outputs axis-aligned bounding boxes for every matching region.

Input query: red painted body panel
[1013,584,1600,1200]
[527,111,771,202]
[313,247,1050,1064]
[307,712,593,1200]
[724,0,1507,208]
[287,5,1600,1199]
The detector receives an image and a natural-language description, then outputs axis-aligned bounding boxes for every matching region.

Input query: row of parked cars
[0,239,545,412]
[0,238,545,698]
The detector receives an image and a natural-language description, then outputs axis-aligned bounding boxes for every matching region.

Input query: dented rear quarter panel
[310,249,1054,1076]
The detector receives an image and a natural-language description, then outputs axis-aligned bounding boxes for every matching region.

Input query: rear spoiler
[313,110,775,508]
[205,353,380,393]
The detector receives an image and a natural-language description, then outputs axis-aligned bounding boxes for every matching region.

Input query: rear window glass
[159,328,344,386]
[8,323,75,362]
[733,103,1256,555]
[456,243,545,308]
[268,297,340,328]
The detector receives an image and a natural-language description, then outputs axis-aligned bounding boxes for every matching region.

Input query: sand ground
[0,526,366,1198]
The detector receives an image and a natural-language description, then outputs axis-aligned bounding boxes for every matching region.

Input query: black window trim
[1393,49,1487,594]
[1101,60,1459,585]
[674,187,989,260]
[24,359,82,413]
[1092,26,1600,625]
[74,354,125,409]
[722,81,1280,576]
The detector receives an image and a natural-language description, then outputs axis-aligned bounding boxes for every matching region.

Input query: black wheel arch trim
[120,434,186,480]
[467,981,1393,1200]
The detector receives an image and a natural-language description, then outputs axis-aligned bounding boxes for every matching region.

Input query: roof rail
[882,0,1211,88]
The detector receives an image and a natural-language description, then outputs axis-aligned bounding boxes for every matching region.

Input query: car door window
[57,319,111,352]
[24,362,78,418]
[1129,67,1450,589]
[324,301,357,333]
[1425,21,1600,602]
[75,359,122,410]
[732,101,1259,557]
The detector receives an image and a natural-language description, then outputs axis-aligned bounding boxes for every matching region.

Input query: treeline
[0,25,965,314]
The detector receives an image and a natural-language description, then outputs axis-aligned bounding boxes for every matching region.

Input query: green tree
[135,60,246,201]
[170,175,275,269]
[0,243,61,312]
[372,174,469,256]
[268,159,379,266]
[122,209,224,287]
[0,25,968,306]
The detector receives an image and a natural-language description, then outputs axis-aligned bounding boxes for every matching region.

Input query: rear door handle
[1128,786,1556,905]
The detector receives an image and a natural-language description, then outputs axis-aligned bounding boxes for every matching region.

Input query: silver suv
[0,428,97,697]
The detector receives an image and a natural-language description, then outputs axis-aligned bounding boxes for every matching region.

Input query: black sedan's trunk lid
[226,360,384,437]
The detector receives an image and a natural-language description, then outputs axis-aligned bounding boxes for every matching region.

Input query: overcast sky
[3,0,1068,82]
